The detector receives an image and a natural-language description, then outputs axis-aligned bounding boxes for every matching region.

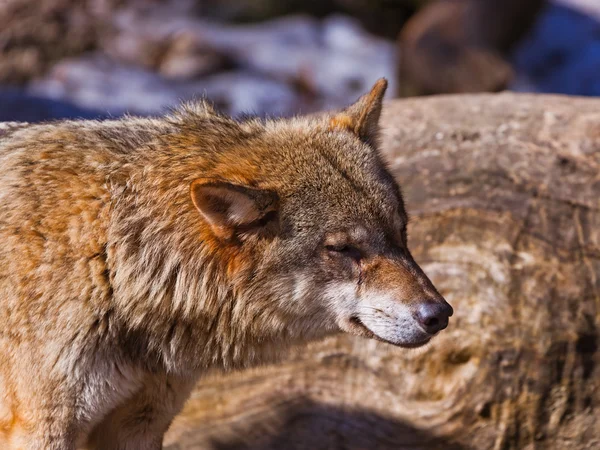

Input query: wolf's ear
[190,179,279,240]
[329,78,388,147]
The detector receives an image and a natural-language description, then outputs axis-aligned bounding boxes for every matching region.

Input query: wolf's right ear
[190,179,279,240]
[329,78,388,147]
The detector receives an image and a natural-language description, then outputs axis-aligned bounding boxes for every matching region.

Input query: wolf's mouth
[349,316,376,338]
[348,316,431,349]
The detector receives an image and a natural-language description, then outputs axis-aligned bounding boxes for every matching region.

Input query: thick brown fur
[0,79,452,449]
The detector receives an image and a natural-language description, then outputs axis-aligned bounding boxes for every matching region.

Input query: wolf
[0,79,452,449]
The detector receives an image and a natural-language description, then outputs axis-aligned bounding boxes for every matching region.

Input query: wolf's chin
[345,316,432,348]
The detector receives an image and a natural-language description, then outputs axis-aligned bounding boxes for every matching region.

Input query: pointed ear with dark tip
[190,179,279,240]
[329,78,388,146]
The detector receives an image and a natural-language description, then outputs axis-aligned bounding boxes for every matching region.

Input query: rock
[398,0,545,96]
[164,93,600,449]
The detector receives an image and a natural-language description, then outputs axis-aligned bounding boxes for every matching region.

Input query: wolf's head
[186,79,452,349]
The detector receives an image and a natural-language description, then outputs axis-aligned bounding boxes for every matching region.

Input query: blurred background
[1,0,600,122]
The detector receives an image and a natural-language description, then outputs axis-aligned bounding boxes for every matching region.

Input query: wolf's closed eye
[325,244,362,261]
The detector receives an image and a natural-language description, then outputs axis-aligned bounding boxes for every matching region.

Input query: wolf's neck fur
[104,156,333,375]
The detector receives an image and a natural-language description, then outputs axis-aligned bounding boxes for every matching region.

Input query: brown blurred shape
[398,0,546,96]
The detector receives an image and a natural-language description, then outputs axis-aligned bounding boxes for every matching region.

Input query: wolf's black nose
[416,301,453,334]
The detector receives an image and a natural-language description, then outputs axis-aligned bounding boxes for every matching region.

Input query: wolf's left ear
[190,178,279,240]
[329,78,388,147]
